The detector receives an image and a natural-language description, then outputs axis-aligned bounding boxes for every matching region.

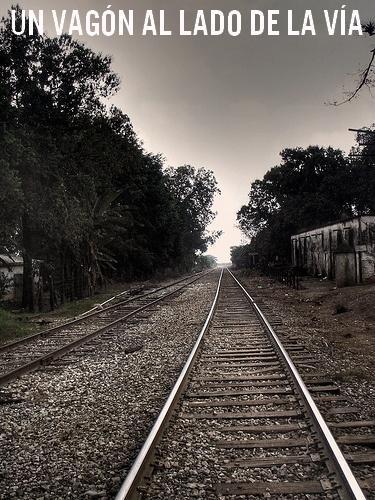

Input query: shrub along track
[117,269,374,500]
[0,271,210,389]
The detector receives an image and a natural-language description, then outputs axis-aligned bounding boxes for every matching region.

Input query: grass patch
[54,288,125,318]
[0,285,128,344]
[0,309,37,345]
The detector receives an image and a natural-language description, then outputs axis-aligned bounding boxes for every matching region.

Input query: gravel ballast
[235,272,375,422]
[0,273,218,499]
[142,272,340,500]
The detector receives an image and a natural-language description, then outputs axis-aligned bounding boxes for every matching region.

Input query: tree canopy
[237,145,375,262]
[0,7,220,310]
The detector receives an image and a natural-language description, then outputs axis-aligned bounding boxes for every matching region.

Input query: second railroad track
[0,271,210,387]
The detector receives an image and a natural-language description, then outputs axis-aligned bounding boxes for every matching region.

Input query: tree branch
[334,48,375,105]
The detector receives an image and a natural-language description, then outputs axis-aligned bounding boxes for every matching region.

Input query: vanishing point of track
[0,271,210,387]
[116,268,371,499]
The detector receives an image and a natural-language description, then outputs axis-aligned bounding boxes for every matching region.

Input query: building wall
[291,216,375,284]
[335,253,356,287]
[0,263,23,299]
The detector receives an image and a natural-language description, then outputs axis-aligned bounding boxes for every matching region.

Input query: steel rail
[79,274,199,317]
[227,268,366,500]
[0,271,207,355]
[115,269,224,500]
[0,271,212,387]
[79,287,143,317]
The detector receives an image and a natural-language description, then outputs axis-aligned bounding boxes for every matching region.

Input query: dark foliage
[237,145,375,263]
[230,244,256,269]
[194,254,217,271]
[0,7,220,310]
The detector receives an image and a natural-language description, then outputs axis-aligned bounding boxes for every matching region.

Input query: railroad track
[0,271,209,387]
[116,268,374,499]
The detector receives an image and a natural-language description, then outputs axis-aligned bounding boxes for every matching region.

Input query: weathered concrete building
[291,216,375,287]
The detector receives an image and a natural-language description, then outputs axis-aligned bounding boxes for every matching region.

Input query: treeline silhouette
[233,143,375,267]
[0,8,220,311]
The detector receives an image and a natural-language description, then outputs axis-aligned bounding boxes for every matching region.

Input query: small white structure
[0,255,23,299]
[291,216,375,286]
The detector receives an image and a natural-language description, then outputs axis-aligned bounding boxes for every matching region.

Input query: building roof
[0,254,23,266]
[292,215,375,237]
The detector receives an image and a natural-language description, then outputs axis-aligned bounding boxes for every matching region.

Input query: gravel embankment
[0,273,218,499]
[236,272,375,422]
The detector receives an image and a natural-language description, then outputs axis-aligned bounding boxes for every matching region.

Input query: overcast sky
[3,0,375,261]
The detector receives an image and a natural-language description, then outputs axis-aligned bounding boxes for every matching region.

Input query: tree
[237,146,354,261]
[0,157,23,254]
[166,165,221,271]
[195,254,217,271]
[0,7,222,312]
[348,129,375,214]
[0,7,120,310]
[230,244,254,269]
[334,20,375,104]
